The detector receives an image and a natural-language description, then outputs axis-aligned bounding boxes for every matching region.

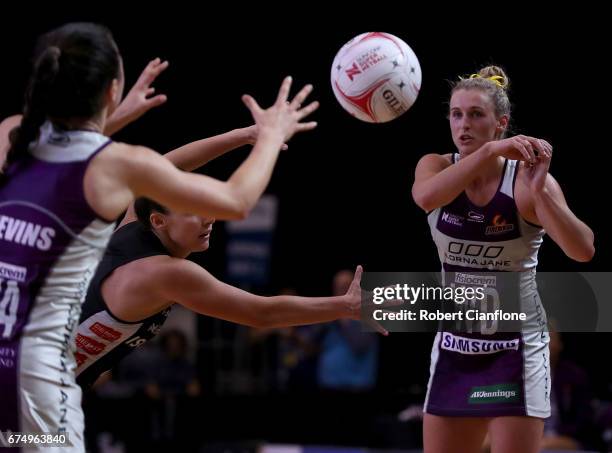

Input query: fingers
[241,94,262,115]
[147,94,168,108]
[275,76,293,105]
[539,139,553,159]
[289,84,313,109]
[518,140,534,163]
[144,58,169,86]
[294,122,318,133]
[145,57,163,72]
[137,58,169,88]
[249,79,319,140]
[296,101,320,120]
[523,136,546,159]
[366,318,389,337]
[353,265,364,285]
[523,136,553,161]
[514,136,536,162]
[540,139,553,151]
[534,139,551,160]
[530,138,545,158]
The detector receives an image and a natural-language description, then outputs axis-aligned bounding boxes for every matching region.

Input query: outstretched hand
[105,58,169,135]
[344,265,404,336]
[241,76,319,146]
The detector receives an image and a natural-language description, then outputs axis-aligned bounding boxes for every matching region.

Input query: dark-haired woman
[0,22,317,448]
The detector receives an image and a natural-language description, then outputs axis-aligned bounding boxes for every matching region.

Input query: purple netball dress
[0,121,115,450]
[424,153,550,418]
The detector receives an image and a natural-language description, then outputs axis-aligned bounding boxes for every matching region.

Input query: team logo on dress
[454,272,497,288]
[485,214,514,235]
[76,334,105,355]
[0,261,27,283]
[441,212,464,227]
[467,211,485,223]
[468,383,521,404]
[444,242,510,268]
[148,323,162,335]
[441,333,519,355]
[89,322,122,342]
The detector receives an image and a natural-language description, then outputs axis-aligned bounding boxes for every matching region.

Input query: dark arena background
[1,9,609,453]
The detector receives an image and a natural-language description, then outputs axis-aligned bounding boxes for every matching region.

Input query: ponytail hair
[3,22,120,173]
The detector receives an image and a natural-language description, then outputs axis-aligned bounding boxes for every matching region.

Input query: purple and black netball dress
[0,121,115,450]
[424,154,550,418]
[75,221,173,389]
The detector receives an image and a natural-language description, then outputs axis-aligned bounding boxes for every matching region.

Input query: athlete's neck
[51,110,107,134]
[151,230,191,259]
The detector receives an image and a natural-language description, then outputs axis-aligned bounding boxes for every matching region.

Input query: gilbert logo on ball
[331,32,421,123]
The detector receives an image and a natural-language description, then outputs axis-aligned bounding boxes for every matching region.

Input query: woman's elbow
[412,187,435,213]
[230,206,251,220]
[569,243,595,263]
[223,187,252,220]
[213,196,250,220]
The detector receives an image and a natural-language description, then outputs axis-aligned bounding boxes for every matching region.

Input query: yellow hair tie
[466,73,507,89]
